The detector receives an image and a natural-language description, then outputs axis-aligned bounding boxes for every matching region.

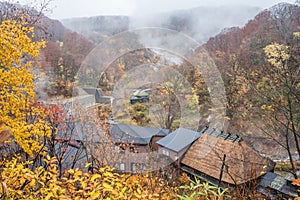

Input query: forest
[0,0,300,199]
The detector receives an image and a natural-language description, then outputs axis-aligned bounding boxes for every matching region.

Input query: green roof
[132,90,148,97]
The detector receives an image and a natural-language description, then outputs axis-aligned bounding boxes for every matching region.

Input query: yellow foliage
[0,19,50,156]
[0,154,232,199]
[1,156,177,199]
[294,31,300,38]
[263,43,290,69]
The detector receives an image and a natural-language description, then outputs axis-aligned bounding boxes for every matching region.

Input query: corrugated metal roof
[258,172,298,198]
[111,124,169,144]
[156,127,205,152]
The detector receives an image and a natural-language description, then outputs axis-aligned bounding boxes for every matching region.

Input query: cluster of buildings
[48,88,298,199]
[54,120,298,199]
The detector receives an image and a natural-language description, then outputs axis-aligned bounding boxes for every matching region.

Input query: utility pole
[218,154,226,188]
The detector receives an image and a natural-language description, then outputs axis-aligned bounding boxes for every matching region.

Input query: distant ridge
[61,5,261,43]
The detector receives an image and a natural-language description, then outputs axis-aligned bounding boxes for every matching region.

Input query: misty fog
[58,1,296,43]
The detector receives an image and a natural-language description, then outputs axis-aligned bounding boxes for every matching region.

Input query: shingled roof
[181,132,275,185]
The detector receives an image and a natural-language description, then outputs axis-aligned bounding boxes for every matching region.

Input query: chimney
[233,135,240,142]
[224,132,231,140]
[218,130,224,137]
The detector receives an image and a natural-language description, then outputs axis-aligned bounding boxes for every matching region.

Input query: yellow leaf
[74,171,82,178]
[90,190,100,198]
[82,181,86,189]
[137,188,141,194]
[121,186,127,195]
[91,174,101,182]
[103,172,114,177]
[85,163,92,168]
[103,182,113,191]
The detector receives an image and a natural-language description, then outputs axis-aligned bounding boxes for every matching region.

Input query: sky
[18,0,296,19]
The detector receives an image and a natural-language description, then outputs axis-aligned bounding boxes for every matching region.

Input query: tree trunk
[286,128,297,179]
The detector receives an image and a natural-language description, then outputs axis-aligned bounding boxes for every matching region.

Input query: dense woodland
[0,0,300,199]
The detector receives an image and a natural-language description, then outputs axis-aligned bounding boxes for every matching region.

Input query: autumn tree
[150,80,181,130]
[128,103,151,126]
[245,39,300,178]
[0,0,53,25]
[202,4,300,140]
[0,19,51,156]
[45,31,93,97]
[148,65,204,131]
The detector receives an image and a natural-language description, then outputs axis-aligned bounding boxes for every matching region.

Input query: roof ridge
[205,127,242,143]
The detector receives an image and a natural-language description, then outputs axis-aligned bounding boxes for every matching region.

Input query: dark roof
[181,131,275,185]
[57,122,103,143]
[82,87,103,95]
[56,122,93,170]
[257,172,298,198]
[82,87,103,103]
[45,95,95,111]
[156,127,206,153]
[110,124,169,144]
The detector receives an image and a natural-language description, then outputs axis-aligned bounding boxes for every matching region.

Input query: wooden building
[110,123,169,173]
[181,128,275,187]
[156,127,207,166]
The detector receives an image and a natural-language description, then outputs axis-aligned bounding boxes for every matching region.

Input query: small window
[162,149,169,156]
[141,164,146,171]
[129,146,135,153]
[119,146,125,153]
[120,163,125,171]
[131,163,137,171]
[166,151,169,156]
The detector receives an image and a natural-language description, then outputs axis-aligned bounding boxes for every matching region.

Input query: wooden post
[218,154,226,188]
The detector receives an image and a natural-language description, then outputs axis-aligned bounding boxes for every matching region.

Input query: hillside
[0,2,95,99]
[62,5,261,43]
[35,16,94,98]
[62,16,129,43]
[204,3,300,160]
[205,3,300,76]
